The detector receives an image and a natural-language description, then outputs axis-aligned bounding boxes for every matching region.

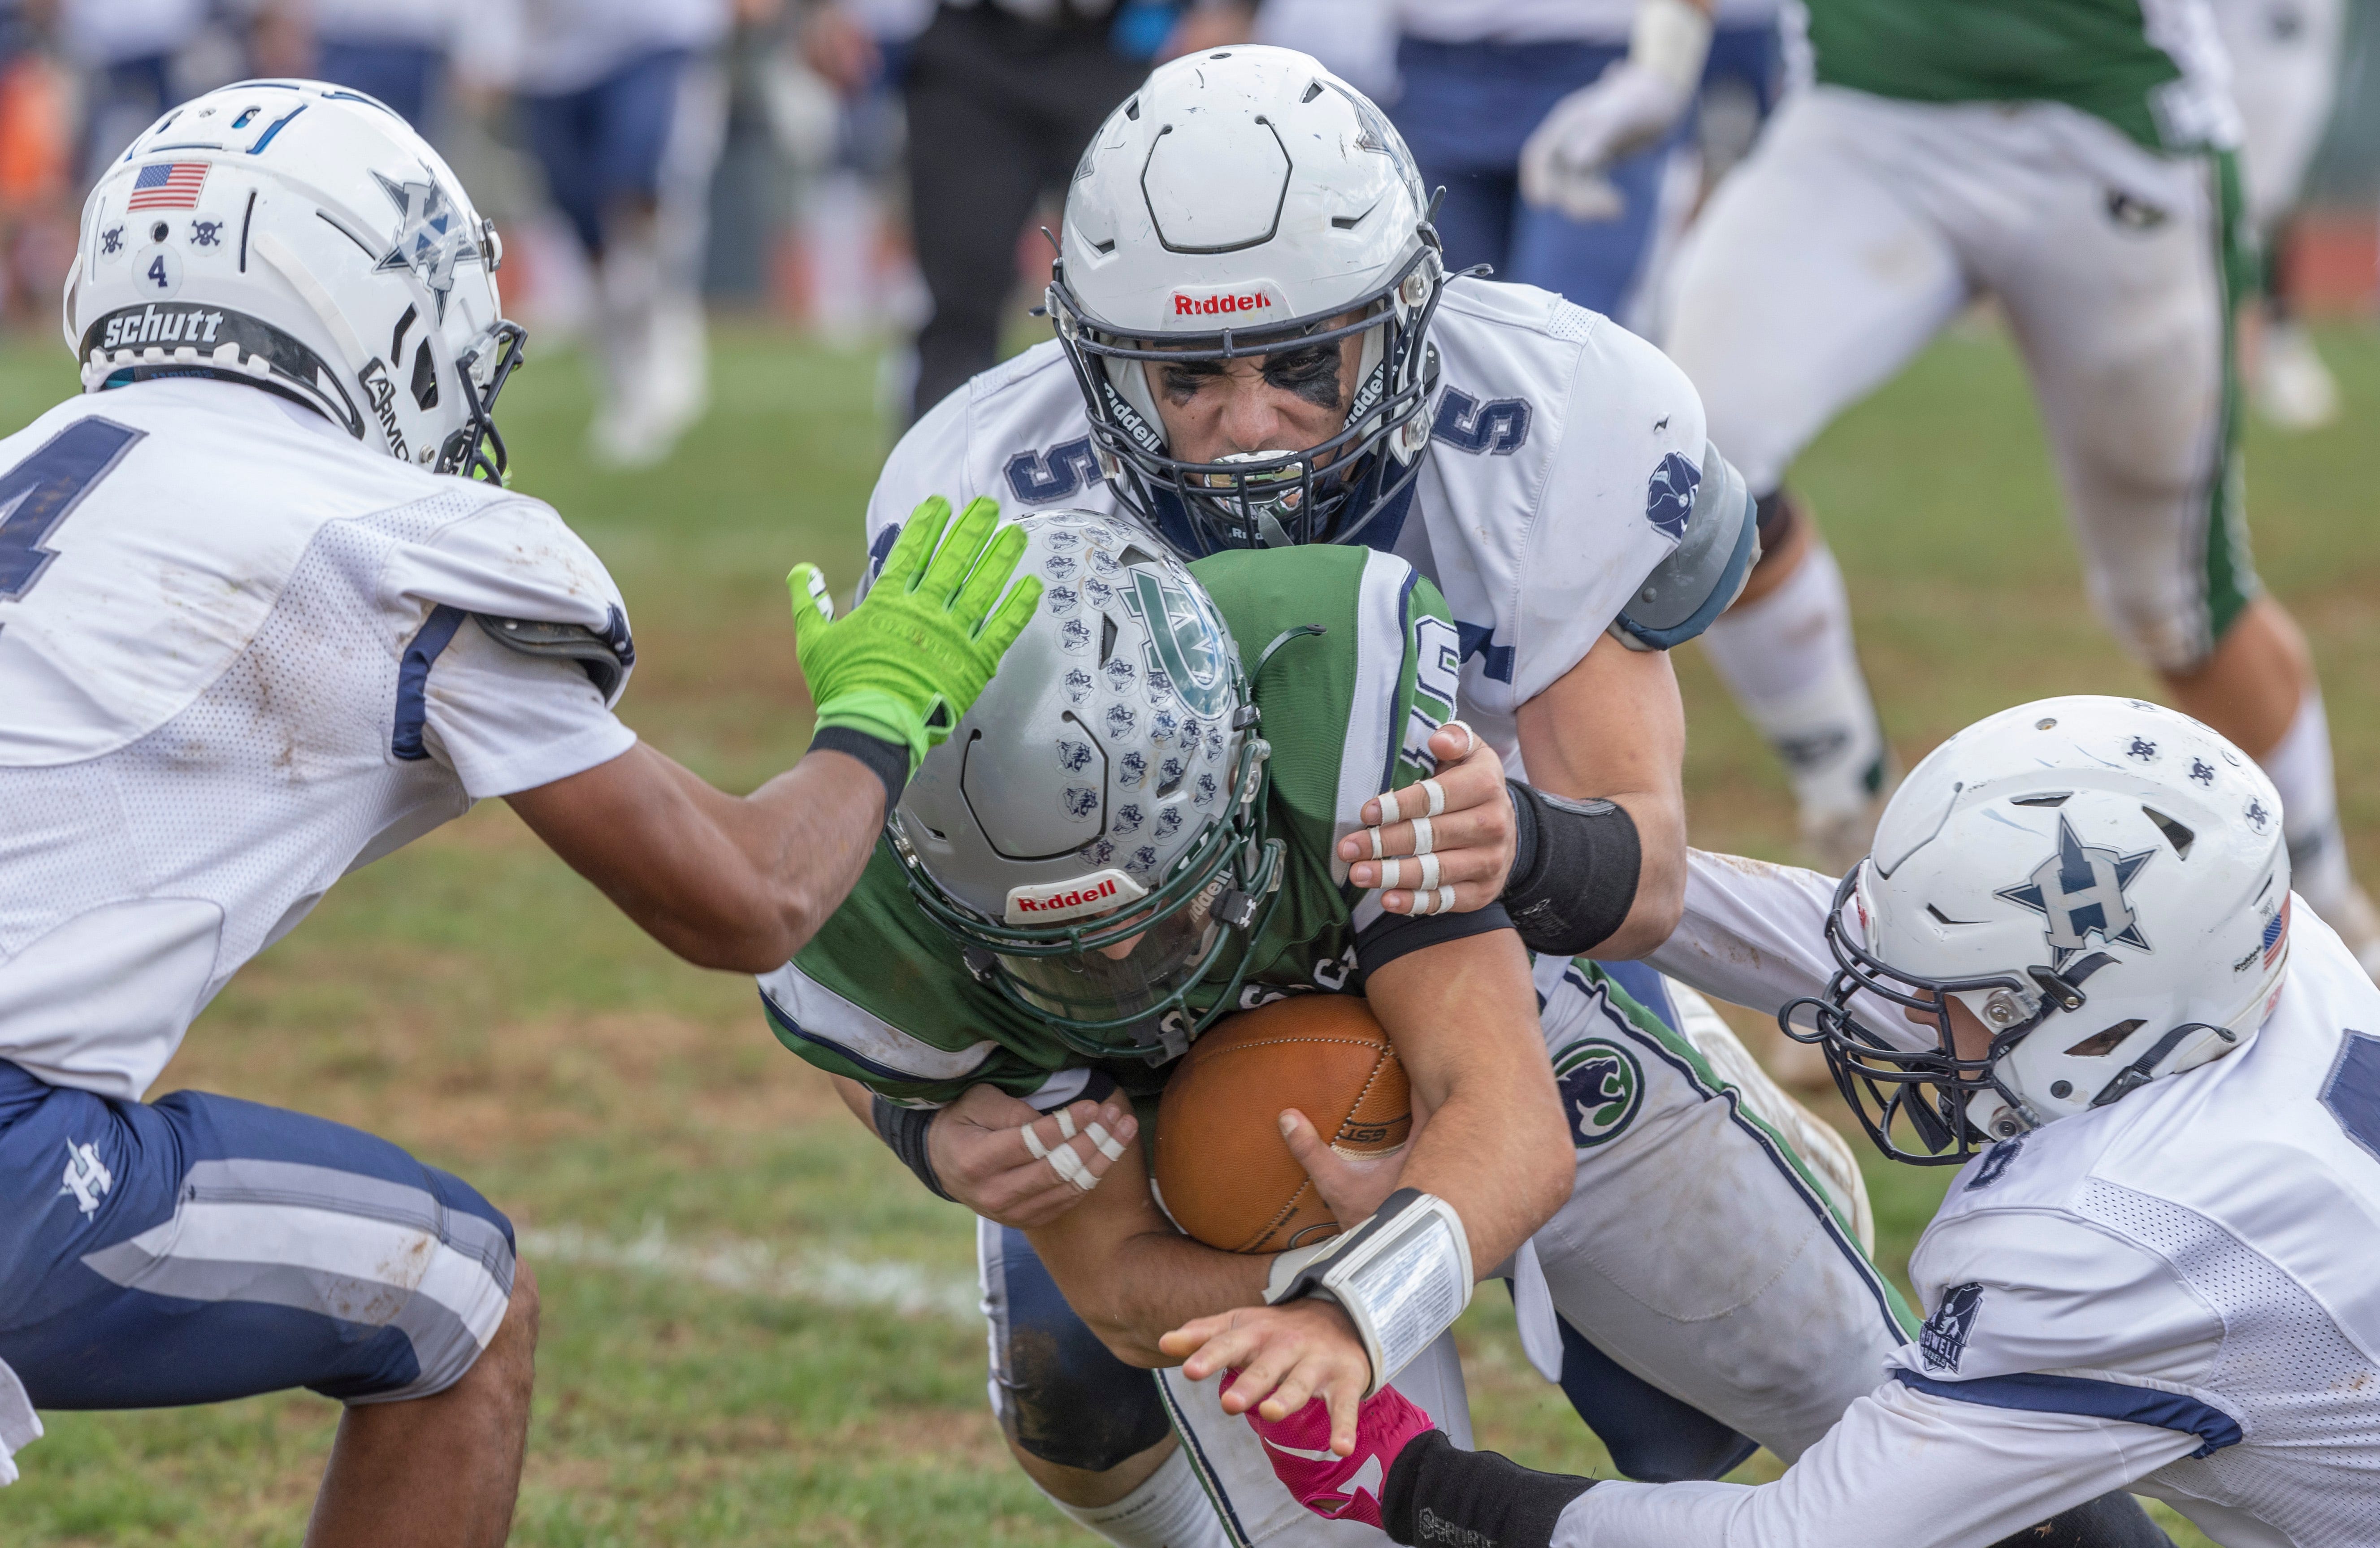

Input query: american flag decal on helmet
[2264,894,2290,969]
[128,162,209,210]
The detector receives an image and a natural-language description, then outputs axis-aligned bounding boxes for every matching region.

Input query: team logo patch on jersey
[1919,1283,1986,1372]
[1643,451,1701,542]
[1553,1038,1643,1148]
[1995,816,2154,964]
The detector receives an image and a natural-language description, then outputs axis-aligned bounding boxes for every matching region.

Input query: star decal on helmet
[1996,815,2155,963]
[372,169,479,318]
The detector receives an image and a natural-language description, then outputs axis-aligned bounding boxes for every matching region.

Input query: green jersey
[1802,0,2236,152]
[759,544,1480,1106]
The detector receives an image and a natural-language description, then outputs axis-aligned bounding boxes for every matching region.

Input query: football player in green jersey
[763,510,1919,1548]
[1525,0,2380,981]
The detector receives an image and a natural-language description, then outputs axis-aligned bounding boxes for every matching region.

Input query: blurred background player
[890,0,1245,424]
[1392,0,1782,334]
[1530,0,2380,977]
[499,0,732,468]
[304,0,468,131]
[2210,0,2349,429]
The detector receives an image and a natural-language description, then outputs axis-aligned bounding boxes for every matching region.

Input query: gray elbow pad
[1609,442,1759,652]
[473,603,637,705]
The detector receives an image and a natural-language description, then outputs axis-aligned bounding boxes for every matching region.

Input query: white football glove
[1517,0,1712,222]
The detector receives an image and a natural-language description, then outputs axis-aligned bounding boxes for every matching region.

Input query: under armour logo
[60,1139,112,1215]
[1996,815,2153,961]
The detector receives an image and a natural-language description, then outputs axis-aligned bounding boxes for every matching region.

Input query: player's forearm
[509,741,887,971]
[1643,849,1847,1016]
[1555,1383,2192,1548]
[1366,937,1573,1270]
[1033,1215,1274,1367]
[1514,641,1688,958]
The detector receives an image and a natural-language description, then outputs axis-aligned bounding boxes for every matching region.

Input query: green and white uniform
[1669,0,2258,671]
[762,545,1907,1546]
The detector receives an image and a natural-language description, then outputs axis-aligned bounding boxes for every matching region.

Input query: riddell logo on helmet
[1173,288,1276,317]
[1005,868,1147,925]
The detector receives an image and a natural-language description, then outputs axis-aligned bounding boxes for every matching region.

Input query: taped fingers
[1019,1111,1121,1193]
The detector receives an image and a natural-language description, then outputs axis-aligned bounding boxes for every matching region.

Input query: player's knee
[1005,1431,1178,1506]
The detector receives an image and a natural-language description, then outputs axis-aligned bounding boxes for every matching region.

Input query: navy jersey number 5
[0,418,145,601]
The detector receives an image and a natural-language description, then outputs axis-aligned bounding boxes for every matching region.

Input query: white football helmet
[889,510,1283,1063]
[63,80,524,481]
[1795,696,2292,1163]
[1049,45,1445,551]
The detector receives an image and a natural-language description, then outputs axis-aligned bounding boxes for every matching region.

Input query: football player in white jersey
[1208,695,2380,1548]
[850,43,2163,1548]
[0,80,1038,1540]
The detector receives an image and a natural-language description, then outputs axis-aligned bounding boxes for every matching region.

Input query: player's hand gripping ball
[1153,995,1410,1253]
[787,494,1044,775]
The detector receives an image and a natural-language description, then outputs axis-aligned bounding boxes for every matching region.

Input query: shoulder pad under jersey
[473,605,637,705]
[1609,442,1757,652]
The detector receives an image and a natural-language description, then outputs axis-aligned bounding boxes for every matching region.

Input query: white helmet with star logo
[63,79,524,481]
[1795,696,2292,1164]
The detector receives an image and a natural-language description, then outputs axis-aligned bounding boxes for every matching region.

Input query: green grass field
[11,319,2379,1544]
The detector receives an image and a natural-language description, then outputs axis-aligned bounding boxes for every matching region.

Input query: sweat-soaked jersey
[758,543,1504,1106]
[865,278,1708,777]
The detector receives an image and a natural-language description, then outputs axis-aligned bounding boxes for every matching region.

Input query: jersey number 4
[0,418,145,601]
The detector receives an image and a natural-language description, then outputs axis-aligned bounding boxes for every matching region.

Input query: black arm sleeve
[810,725,910,817]
[1354,900,1516,980]
[1500,781,1640,957]
[870,1094,956,1201]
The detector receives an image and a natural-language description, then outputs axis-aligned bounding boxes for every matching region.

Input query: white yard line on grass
[518,1220,980,1323]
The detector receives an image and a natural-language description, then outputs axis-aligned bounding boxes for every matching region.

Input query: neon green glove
[788,494,1044,776]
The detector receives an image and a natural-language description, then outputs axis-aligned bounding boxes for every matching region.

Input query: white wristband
[1270,1190,1473,1396]
[1632,0,1714,94]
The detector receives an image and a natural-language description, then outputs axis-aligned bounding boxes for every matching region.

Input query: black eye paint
[1263,345,1343,410]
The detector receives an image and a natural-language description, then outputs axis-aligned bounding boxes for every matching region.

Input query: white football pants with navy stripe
[0,1060,515,1429]
[994,960,1911,1547]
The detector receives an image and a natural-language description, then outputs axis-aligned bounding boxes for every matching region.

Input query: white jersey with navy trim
[1603,854,2380,1548]
[0,380,634,1101]
[866,278,1707,773]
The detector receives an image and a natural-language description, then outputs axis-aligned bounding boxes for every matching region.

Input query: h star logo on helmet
[1125,571,1234,720]
[1995,815,2155,963]
[373,170,479,319]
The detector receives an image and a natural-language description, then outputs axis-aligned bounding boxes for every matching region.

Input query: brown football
[1153,994,1411,1254]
